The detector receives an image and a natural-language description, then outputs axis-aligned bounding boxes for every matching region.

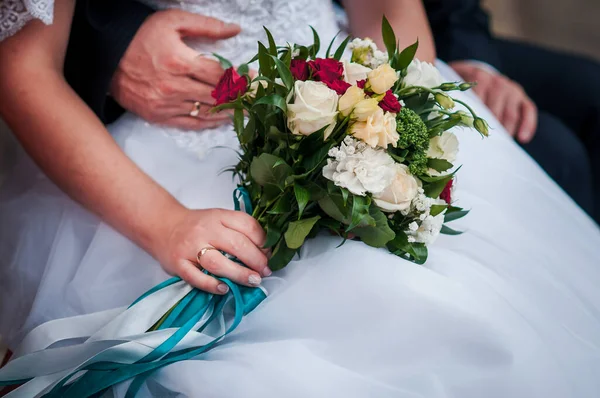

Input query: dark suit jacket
[423,0,501,68]
[64,0,154,124]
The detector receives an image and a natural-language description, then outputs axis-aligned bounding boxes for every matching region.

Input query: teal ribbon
[0,187,266,397]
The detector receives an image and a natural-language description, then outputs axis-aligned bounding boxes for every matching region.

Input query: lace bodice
[0,0,53,41]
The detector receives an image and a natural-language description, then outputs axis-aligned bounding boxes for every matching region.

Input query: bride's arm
[342,0,436,63]
[0,0,269,293]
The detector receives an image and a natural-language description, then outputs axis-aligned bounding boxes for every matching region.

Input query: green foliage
[394,108,430,176]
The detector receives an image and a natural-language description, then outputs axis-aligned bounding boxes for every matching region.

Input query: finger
[178,260,230,295]
[172,11,241,40]
[162,116,230,131]
[198,249,263,287]
[186,57,227,86]
[501,95,521,136]
[486,88,509,126]
[517,100,538,144]
[211,229,270,276]
[169,101,232,121]
[220,210,267,248]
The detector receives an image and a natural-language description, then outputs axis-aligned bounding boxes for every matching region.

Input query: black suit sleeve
[424,0,502,69]
[64,0,155,124]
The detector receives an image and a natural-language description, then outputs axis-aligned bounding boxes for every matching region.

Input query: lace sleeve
[0,0,54,41]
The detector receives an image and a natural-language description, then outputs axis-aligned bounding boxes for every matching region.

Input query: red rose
[290,59,310,81]
[211,67,249,105]
[308,58,344,83]
[356,79,366,89]
[440,179,453,203]
[325,79,351,95]
[379,90,402,113]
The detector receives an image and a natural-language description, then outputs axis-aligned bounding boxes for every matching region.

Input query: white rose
[373,163,419,212]
[350,108,399,149]
[367,64,399,94]
[427,131,459,162]
[403,59,444,88]
[322,136,396,196]
[287,80,339,139]
[338,86,366,117]
[343,61,372,85]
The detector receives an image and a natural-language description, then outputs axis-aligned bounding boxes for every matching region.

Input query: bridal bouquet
[212,17,487,268]
[0,18,487,397]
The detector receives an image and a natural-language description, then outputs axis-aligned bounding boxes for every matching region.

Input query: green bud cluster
[396,108,430,175]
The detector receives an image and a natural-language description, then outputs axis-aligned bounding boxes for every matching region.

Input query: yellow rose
[350,108,399,149]
[352,98,379,121]
[338,86,366,117]
[367,64,399,94]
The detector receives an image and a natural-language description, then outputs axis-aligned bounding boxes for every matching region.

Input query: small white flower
[408,221,419,232]
[407,213,445,245]
[370,50,389,69]
[322,136,396,196]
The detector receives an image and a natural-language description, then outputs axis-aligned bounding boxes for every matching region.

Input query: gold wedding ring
[197,246,217,264]
[190,101,201,117]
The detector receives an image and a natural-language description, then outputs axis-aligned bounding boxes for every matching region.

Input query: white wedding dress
[1,0,600,397]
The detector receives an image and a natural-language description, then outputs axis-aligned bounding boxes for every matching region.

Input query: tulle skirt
[1,63,600,397]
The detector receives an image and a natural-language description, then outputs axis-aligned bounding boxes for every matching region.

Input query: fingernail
[225,22,240,29]
[217,283,230,294]
[248,274,262,286]
[262,267,272,277]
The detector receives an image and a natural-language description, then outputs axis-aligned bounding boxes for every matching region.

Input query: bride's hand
[154,208,271,295]
[110,9,241,131]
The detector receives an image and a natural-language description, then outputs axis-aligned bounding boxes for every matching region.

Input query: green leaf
[269,239,297,271]
[309,26,320,57]
[240,113,255,145]
[388,152,405,163]
[423,174,453,199]
[233,108,244,136]
[427,158,453,173]
[347,195,374,231]
[430,204,448,217]
[318,193,349,224]
[333,35,352,61]
[284,216,321,249]
[440,225,463,235]
[353,206,395,247]
[396,40,419,70]
[250,154,292,190]
[263,27,278,56]
[270,55,294,90]
[444,209,469,223]
[325,31,341,59]
[212,53,233,69]
[237,63,249,76]
[264,225,282,249]
[381,16,397,59]
[258,42,273,77]
[253,94,287,113]
[267,194,292,214]
[294,184,310,219]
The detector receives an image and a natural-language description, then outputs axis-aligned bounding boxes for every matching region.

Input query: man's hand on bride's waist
[110,9,241,131]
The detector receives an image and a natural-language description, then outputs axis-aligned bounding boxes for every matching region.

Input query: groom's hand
[110,10,241,130]
[450,61,538,144]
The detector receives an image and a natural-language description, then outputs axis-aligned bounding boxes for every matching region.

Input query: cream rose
[350,108,399,149]
[343,61,372,85]
[287,80,339,139]
[367,64,399,94]
[403,59,444,88]
[427,131,459,163]
[351,98,379,121]
[373,163,419,212]
[338,86,366,117]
